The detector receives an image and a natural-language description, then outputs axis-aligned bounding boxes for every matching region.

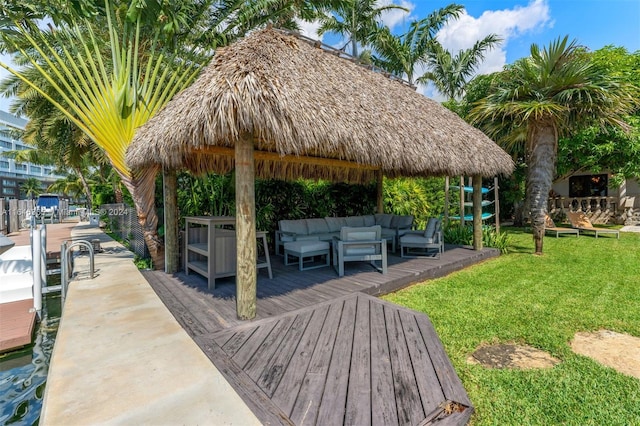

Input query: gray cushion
[340,225,381,241]
[391,215,414,229]
[424,218,438,239]
[279,219,308,235]
[374,214,394,228]
[363,215,376,226]
[325,217,347,232]
[306,218,330,234]
[345,246,376,256]
[345,216,365,227]
[401,234,434,244]
[381,228,396,238]
[284,240,330,254]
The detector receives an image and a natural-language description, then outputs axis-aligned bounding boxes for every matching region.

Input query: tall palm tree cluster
[0,0,500,267]
[0,0,633,262]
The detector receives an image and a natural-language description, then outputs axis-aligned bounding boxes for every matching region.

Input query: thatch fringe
[127,28,514,182]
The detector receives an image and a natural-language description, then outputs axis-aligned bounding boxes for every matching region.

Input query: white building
[0,110,60,198]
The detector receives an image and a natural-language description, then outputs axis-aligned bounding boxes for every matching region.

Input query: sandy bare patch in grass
[571,330,640,379]
[468,343,560,369]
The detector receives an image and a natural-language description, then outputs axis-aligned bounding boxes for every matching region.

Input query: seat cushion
[401,234,434,245]
[374,214,394,229]
[391,215,414,229]
[344,246,376,256]
[325,217,347,232]
[362,215,376,226]
[424,218,438,239]
[284,240,330,254]
[306,218,330,234]
[345,216,365,227]
[279,219,308,235]
[339,225,381,241]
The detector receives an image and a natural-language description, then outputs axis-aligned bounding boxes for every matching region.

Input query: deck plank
[289,301,344,425]
[344,295,372,426]
[143,247,489,425]
[370,300,400,426]
[270,304,330,415]
[386,305,425,425]
[0,299,36,353]
[316,296,357,425]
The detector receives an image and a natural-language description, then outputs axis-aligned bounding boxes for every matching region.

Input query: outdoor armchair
[567,211,619,239]
[399,217,444,258]
[332,225,387,277]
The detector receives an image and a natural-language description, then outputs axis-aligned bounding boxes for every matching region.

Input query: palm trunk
[526,120,558,254]
[117,166,165,270]
[74,167,93,212]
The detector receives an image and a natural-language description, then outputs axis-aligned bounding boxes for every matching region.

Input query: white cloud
[377,0,415,30]
[296,19,323,41]
[436,0,552,76]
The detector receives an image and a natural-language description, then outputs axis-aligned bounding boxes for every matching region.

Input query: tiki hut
[127,27,514,319]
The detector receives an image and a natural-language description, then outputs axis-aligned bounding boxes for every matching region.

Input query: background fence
[99,203,149,259]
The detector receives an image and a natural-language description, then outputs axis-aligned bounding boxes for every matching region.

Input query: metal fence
[99,203,149,259]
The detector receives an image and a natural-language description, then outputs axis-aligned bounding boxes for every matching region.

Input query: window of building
[2,187,16,195]
[2,179,16,187]
[0,160,9,169]
[568,174,608,197]
[0,140,11,149]
[14,163,27,171]
[30,166,41,173]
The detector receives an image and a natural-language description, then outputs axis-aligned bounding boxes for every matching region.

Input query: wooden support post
[459,176,465,227]
[444,176,449,223]
[235,134,257,320]
[376,170,384,214]
[473,175,483,250]
[163,169,178,274]
[494,176,500,234]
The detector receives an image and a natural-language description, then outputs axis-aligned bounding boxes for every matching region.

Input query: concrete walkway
[41,224,259,425]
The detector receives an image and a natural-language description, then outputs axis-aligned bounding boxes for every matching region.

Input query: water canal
[0,294,61,425]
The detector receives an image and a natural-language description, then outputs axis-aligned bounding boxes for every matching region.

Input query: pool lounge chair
[567,211,620,239]
[544,214,579,238]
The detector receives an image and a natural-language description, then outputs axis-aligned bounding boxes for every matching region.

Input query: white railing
[548,196,618,224]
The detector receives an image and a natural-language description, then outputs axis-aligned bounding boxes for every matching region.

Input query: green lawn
[383,227,640,425]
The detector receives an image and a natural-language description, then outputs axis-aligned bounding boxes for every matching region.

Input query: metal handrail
[60,240,95,306]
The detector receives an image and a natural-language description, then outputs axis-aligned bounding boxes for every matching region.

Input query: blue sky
[299,0,640,98]
[1,0,639,111]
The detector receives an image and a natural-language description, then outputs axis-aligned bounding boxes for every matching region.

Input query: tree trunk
[118,166,165,270]
[74,167,93,212]
[526,120,558,255]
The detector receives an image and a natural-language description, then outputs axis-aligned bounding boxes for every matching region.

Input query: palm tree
[471,36,638,254]
[47,173,85,201]
[419,34,502,101]
[0,1,204,268]
[21,177,42,199]
[368,4,463,85]
[317,0,408,58]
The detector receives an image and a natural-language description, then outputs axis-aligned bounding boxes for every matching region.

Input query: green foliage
[443,222,512,253]
[442,221,473,245]
[177,172,235,220]
[20,177,43,199]
[384,177,444,228]
[384,228,640,425]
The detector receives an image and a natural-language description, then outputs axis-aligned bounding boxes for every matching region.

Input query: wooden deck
[143,245,497,425]
[0,299,36,353]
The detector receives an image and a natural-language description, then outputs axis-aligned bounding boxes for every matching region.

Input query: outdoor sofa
[275,214,413,255]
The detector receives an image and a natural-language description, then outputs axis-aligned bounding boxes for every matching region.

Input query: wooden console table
[184,216,272,290]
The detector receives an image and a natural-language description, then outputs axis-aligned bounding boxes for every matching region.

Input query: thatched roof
[127,28,514,183]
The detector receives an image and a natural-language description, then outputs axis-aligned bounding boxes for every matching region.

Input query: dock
[0,220,75,353]
[0,299,36,353]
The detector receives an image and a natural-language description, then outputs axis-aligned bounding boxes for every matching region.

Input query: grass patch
[383,227,640,425]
